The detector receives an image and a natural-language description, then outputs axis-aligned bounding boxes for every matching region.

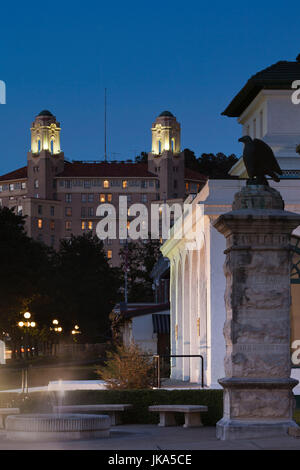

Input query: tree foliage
[97,342,154,389]
[184,148,238,178]
[119,238,161,302]
[46,233,122,341]
[0,208,122,344]
[0,207,51,332]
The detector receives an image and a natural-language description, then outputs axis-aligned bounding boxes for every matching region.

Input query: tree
[134,152,148,163]
[119,238,161,302]
[51,233,122,342]
[0,207,51,333]
[183,148,238,179]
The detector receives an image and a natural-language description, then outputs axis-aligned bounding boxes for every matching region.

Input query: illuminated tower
[27,110,64,199]
[148,111,185,199]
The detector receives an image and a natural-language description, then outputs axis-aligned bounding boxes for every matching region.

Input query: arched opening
[50,138,54,154]
[171,138,175,152]
[158,140,162,154]
[37,139,41,153]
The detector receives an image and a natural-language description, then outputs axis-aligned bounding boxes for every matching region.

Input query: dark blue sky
[0,0,299,174]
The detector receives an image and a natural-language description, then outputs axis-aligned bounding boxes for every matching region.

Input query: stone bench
[0,408,20,429]
[52,404,132,425]
[148,405,208,428]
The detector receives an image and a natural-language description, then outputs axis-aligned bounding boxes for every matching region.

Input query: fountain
[5,380,111,441]
[5,413,110,441]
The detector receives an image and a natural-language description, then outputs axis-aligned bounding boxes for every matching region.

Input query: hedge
[0,389,223,426]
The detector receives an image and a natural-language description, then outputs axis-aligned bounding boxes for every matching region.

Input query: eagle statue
[238,136,282,185]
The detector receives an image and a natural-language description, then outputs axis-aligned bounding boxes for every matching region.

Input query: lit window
[103,180,109,188]
[81,221,86,230]
[122,180,127,189]
[65,221,72,231]
[107,250,112,259]
[185,182,189,192]
[65,207,72,217]
[100,194,106,203]
[88,221,93,230]
[38,219,43,229]
[107,194,112,202]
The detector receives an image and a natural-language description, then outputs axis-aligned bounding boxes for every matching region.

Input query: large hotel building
[0,110,206,266]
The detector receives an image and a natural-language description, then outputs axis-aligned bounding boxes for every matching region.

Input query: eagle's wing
[253,138,282,175]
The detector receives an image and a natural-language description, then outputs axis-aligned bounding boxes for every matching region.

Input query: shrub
[0,389,223,425]
[96,343,154,389]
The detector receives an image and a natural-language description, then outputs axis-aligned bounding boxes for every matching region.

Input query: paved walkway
[0,424,300,450]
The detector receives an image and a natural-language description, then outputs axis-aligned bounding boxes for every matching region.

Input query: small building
[117,303,170,356]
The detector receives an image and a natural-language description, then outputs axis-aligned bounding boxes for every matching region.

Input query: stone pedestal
[213,184,300,440]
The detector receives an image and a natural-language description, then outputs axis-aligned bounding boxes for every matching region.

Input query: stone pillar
[213,184,300,440]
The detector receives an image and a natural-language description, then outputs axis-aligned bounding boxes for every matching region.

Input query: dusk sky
[0,1,299,174]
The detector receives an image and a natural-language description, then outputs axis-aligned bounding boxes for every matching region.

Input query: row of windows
[58,179,157,189]
[64,193,149,203]
[0,182,26,192]
[38,219,94,231]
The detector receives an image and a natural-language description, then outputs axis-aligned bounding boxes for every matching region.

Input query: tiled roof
[56,161,157,178]
[0,162,207,183]
[0,166,27,182]
[222,57,300,117]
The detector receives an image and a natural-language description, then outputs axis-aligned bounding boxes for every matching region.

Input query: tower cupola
[151,111,181,154]
[31,110,61,155]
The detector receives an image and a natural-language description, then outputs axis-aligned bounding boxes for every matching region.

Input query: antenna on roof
[104,88,107,162]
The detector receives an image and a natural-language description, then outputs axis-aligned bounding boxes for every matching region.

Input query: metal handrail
[153,354,204,389]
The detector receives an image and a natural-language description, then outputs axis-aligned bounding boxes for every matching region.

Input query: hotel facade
[0,110,205,266]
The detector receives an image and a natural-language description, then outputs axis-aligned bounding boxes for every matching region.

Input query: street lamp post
[51,319,62,356]
[18,312,36,359]
[17,312,36,394]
